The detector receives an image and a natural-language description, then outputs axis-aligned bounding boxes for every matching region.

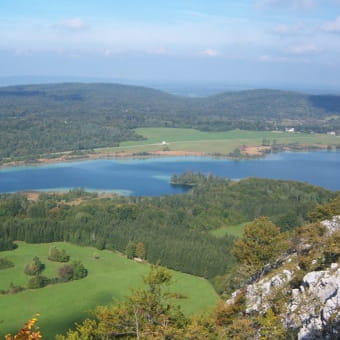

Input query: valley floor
[1,128,339,169]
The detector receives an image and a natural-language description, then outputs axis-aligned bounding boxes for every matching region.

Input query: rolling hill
[1,83,340,159]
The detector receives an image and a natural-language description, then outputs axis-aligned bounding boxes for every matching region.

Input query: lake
[1,151,340,195]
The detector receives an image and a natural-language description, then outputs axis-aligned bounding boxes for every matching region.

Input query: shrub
[58,264,74,282]
[48,247,69,262]
[0,257,14,270]
[71,261,88,280]
[24,257,44,276]
[232,217,290,273]
[27,275,48,289]
[0,239,17,251]
[7,282,25,294]
[5,314,41,340]
[58,260,88,282]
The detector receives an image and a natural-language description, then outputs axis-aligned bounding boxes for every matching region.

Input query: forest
[5,195,340,339]
[1,83,340,159]
[0,175,336,280]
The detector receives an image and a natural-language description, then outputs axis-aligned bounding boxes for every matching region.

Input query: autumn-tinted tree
[27,275,48,289]
[135,242,146,259]
[5,314,42,340]
[58,264,74,282]
[57,266,187,339]
[70,261,88,280]
[126,240,136,259]
[24,257,44,276]
[48,247,69,262]
[232,217,290,273]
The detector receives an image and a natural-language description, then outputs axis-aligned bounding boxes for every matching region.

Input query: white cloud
[55,18,88,32]
[257,0,317,10]
[288,43,320,54]
[258,55,290,62]
[259,55,272,62]
[271,23,305,34]
[199,48,221,57]
[272,24,290,34]
[321,16,340,33]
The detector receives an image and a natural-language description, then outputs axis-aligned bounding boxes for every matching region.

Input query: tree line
[0,175,336,281]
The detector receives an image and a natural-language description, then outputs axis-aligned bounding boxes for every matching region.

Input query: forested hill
[0,176,336,278]
[1,83,340,158]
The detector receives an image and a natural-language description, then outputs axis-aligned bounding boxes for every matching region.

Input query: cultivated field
[96,128,340,156]
[0,242,219,338]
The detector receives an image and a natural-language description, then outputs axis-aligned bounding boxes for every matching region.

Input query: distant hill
[0,83,340,159]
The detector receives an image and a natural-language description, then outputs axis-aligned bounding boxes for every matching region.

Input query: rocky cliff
[226,216,340,339]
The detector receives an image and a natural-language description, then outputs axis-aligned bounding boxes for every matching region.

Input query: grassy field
[96,128,340,155]
[210,223,247,238]
[0,242,219,339]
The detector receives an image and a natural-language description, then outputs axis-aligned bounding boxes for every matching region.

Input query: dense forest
[1,83,340,159]
[7,196,340,339]
[0,175,336,280]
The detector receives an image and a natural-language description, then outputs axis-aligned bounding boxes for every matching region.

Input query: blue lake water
[0,151,340,195]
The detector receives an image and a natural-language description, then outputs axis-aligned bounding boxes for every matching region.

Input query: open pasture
[0,242,219,338]
[96,128,339,155]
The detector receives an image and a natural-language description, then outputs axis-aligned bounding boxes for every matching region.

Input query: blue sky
[1,0,340,88]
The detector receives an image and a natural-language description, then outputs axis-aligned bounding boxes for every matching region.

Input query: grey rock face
[226,216,340,340]
[289,264,340,340]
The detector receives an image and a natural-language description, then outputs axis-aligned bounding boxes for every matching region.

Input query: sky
[1,0,340,89]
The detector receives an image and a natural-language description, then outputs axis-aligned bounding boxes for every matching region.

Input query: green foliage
[70,261,88,280]
[257,308,287,340]
[232,217,290,272]
[58,261,87,282]
[0,242,218,338]
[1,83,340,160]
[48,247,70,262]
[0,239,17,251]
[221,319,257,340]
[58,266,188,339]
[27,275,48,289]
[135,242,146,259]
[308,196,340,221]
[58,264,74,282]
[0,257,14,270]
[1,282,25,295]
[24,256,45,276]
[171,172,227,187]
[0,176,333,279]
[125,241,136,259]
[294,221,340,274]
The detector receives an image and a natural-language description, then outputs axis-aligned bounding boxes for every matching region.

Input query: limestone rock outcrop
[226,216,340,339]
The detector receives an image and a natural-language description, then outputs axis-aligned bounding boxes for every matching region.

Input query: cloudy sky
[1,0,340,88]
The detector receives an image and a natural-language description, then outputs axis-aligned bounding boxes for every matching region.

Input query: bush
[48,247,69,262]
[232,217,290,273]
[0,239,17,251]
[27,275,48,289]
[0,257,14,270]
[71,261,88,280]
[58,264,74,282]
[24,257,44,276]
[7,282,25,294]
[58,261,88,282]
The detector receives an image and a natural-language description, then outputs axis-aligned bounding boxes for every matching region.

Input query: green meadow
[96,128,339,155]
[0,242,219,339]
[210,223,247,238]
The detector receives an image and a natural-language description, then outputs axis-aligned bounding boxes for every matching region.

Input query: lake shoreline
[0,143,334,170]
[1,150,340,194]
